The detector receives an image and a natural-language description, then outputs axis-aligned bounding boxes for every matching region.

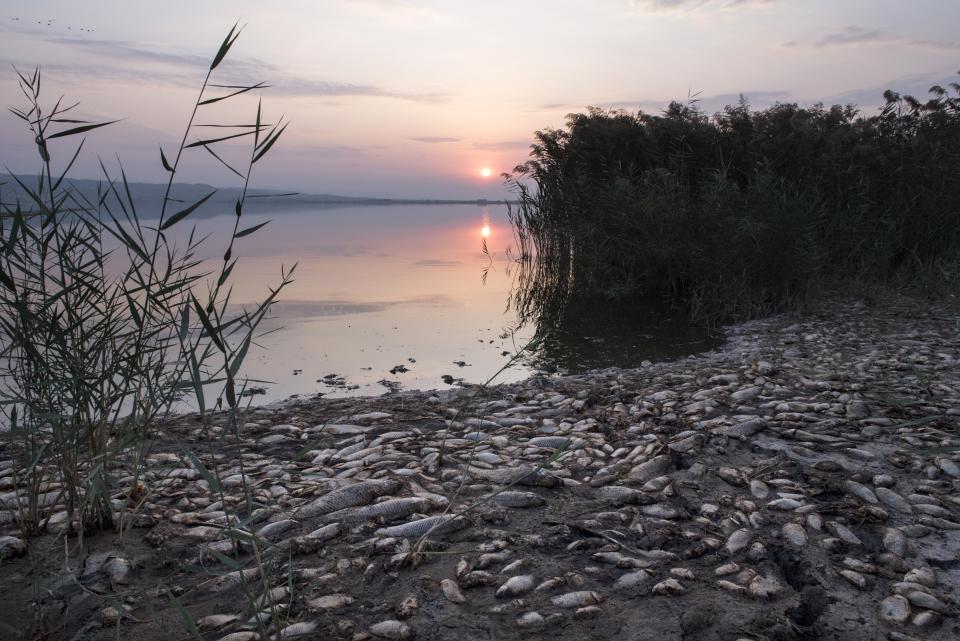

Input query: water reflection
[160,202,717,402]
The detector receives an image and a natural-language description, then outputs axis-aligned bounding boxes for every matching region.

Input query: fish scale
[295,478,400,518]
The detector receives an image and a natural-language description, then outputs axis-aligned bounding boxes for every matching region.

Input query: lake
[180,203,720,403]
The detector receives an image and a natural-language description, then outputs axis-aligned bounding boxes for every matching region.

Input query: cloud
[3,29,448,102]
[410,136,461,143]
[472,140,530,150]
[815,26,896,48]
[413,259,461,267]
[633,0,774,12]
[813,26,960,51]
[825,71,960,109]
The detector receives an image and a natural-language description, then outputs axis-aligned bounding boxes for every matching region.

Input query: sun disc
[481,224,491,238]
[480,167,492,177]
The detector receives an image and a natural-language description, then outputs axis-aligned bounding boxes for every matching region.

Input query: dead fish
[104,556,132,586]
[725,528,752,554]
[369,619,412,640]
[201,567,259,593]
[767,498,804,511]
[904,591,952,615]
[843,480,878,504]
[255,519,299,541]
[827,521,862,546]
[197,614,240,631]
[461,571,496,588]
[441,578,466,603]
[277,621,318,639]
[295,479,400,518]
[496,575,535,598]
[374,514,467,538]
[839,570,868,590]
[490,491,546,508]
[535,577,565,592]
[782,523,807,547]
[875,488,913,513]
[883,528,907,557]
[597,486,651,505]
[551,591,602,608]
[879,595,911,625]
[306,523,341,541]
[215,632,258,641]
[593,552,651,569]
[323,497,431,524]
[308,594,354,610]
[516,611,545,628]
[407,480,450,508]
[476,550,512,569]
[613,570,650,588]
[501,559,526,574]
[0,536,27,560]
[935,457,960,478]
[466,466,561,488]
[652,578,686,595]
[748,575,783,599]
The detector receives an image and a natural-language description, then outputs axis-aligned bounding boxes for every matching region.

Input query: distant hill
[0,176,508,218]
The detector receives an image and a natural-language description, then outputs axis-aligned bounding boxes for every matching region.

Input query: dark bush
[509,81,960,325]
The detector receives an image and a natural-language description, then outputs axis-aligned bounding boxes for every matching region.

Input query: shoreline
[2,294,959,641]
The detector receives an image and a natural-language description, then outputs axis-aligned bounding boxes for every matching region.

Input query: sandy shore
[1,295,959,641]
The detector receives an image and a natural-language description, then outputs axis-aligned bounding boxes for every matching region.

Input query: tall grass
[508,80,960,327]
[0,24,293,540]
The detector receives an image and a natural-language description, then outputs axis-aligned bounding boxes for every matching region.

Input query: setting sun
[480,167,492,178]
[481,224,491,238]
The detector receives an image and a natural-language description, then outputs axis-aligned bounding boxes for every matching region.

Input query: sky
[2,0,960,199]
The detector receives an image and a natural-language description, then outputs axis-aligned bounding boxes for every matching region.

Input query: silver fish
[374,515,468,538]
[295,479,400,518]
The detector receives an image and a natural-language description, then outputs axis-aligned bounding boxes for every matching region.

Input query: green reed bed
[508,82,960,327]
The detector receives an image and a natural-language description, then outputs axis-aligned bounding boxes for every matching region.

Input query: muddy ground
[1,295,959,641]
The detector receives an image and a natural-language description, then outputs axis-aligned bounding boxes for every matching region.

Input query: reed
[508,81,960,327]
[0,24,293,542]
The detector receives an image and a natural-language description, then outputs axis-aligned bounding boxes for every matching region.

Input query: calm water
[177,203,719,403]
